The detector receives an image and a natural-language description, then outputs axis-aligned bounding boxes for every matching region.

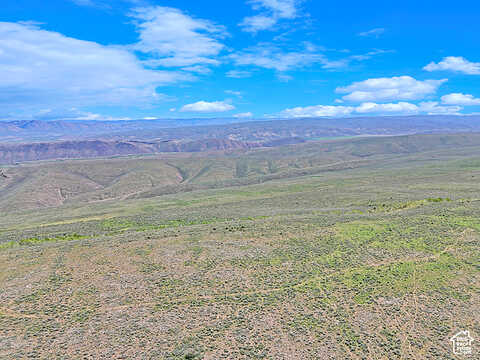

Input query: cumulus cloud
[234,112,253,118]
[356,101,462,115]
[180,100,235,113]
[336,76,447,102]
[0,21,186,112]
[278,101,464,118]
[358,28,385,38]
[279,105,355,118]
[424,56,480,75]
[240,0,301,33]
[130,6,227,67]
[355,102,418,114]
[441,93,480,106]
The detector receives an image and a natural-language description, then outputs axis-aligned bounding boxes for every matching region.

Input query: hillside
[0,133,479,359]
[2,132,480,212]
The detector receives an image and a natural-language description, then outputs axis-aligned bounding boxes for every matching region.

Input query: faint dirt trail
[0,233,459,321]
[0,307,49,320]
[99,252,445,315]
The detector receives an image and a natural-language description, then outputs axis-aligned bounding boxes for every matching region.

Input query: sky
[0,0,479,121]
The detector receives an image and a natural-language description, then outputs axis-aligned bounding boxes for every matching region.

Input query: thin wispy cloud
[417,101,462,115]
[70,0,146,8]
[349,49,394,61]
[226,70,253,78]
[229,42,346,73]
[71,0,96,6]
[225,90,243,97]
[358,28,385,38]
[240,0,302,33]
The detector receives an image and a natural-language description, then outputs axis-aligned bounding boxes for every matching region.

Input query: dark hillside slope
[0,138,268,164]
[2,132,480,212]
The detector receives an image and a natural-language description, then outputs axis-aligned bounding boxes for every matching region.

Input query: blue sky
[0,0,479,120]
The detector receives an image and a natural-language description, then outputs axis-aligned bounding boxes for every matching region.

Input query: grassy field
[0,134,479,359]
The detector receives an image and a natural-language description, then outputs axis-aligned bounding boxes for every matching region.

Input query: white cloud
[240,16,277,33]
[225,90,243,97]
[278,100,464,118]
[71,0,95,5]
[279,105,355,118]
[181,65,212,74]
[226,70,253,78]
[251,0,299,18]
[418,101,462,115]
[358,28,385,38]
[180,100,235,113]
[277,73,293,82]
[355,102,418,115]
[349,49,394,61]
[28,108,131,121]
[230,43,332,72]
[441,93,480,106]
[230,43,390,75]
[240,0,300,33]
[424,56,480,75]
[234,112,253,118]
[130,6,227,68]
[336,76,447,102]
[0,21,186,113]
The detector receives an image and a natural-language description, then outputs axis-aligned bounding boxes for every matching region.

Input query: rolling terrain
[0,137,306,165]
[2,115,480,143]
[2,115,480,164]
[0,133,479,359]
[1,133,480,212]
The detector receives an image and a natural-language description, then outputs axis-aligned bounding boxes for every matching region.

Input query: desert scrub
[336,216,460,254]
[0,233,86,250]
[339,253,466,304]
[451,216,480,232]
[336,222,387,246]
[367,197,452,213]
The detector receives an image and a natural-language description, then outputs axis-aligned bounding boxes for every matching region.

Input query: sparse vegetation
[0,134,479,359]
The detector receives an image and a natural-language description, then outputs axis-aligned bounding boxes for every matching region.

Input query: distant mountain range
[1,115,480,164]
[0,118,255,142]
[1,116,480,143]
